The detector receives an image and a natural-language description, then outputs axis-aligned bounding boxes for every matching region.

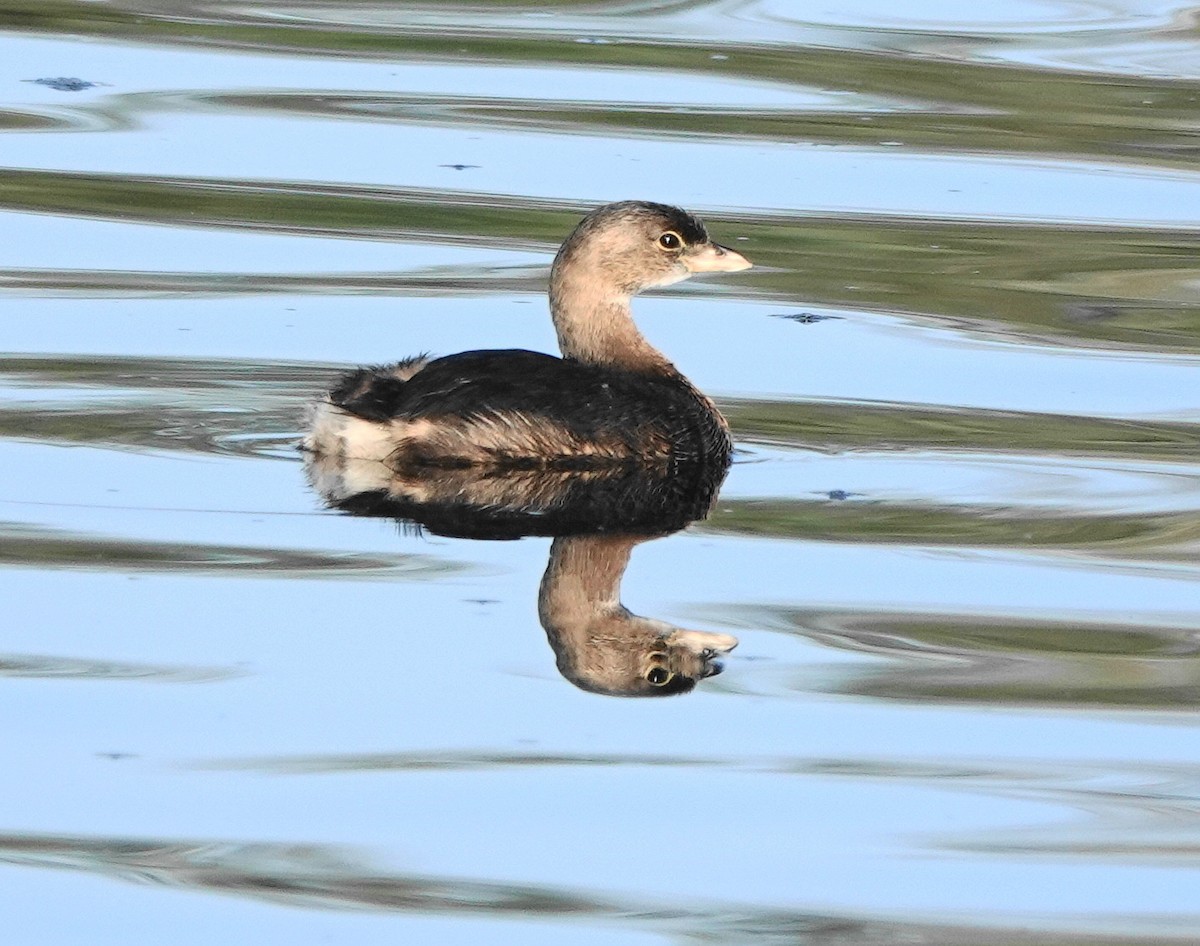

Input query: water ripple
[0,830,1196,941]
[724,606,1200,710]
[0,522,464,579]
[0,651,241,682]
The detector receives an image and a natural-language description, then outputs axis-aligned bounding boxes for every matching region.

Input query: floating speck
[26,77,98,92]
[772,311,839,324]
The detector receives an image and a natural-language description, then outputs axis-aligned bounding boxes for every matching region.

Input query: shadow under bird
[303,200,751,473]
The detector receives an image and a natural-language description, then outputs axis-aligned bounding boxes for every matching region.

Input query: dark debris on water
[771,311,840,324]
[25,77,100,92]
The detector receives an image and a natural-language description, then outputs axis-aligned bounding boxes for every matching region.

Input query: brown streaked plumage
[303,200,751,471]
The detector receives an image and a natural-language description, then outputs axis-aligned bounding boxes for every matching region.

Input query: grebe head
[551,200,751,297]
[547,201,751,368]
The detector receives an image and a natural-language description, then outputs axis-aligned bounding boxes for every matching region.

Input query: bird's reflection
[304,451,736,696]
[538,532,736,696]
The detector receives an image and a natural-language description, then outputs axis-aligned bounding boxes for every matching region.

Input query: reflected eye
[646,667,673,686]
[657,231,682,250]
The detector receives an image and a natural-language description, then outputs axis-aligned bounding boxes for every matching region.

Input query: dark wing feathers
[329,370,409,421]
[328,349,727,462]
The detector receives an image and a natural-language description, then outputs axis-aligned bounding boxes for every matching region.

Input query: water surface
[2,1,1199,942]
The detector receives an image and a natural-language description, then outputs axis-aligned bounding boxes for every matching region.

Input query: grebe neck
[549,272,676,375]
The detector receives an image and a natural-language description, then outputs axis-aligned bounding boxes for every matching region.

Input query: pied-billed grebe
[304,200,751,469]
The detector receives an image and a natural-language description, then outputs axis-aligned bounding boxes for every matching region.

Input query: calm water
[3,1,1200,942]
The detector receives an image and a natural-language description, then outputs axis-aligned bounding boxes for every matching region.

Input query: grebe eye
[657,231,682,250]
[646,667,673,686]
